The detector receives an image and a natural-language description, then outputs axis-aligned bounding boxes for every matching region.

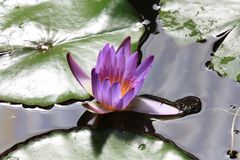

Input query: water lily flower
[67,37,182,115]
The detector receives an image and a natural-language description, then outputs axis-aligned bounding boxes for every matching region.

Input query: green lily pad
[159,0,240,80]
[0,0,143,107]
[1,129,195,160]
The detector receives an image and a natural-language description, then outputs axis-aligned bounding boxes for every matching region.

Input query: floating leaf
[0,0,143,107]
[1,129,195,160]
[160,0,240,80]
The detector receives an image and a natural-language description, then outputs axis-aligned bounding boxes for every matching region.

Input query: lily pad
[0,0,143,107]
[159,0,240,80]
[1,128,195,160]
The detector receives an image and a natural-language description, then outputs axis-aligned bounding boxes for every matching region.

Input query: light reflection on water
[0,102,85,154]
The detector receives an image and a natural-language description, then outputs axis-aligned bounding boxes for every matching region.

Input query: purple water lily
[67,37,181,115]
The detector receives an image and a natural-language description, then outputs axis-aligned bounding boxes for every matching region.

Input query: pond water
[139,20,240,159]
[0,0,240,159]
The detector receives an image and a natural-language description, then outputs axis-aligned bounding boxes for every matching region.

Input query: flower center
[121,80,133,95]
[101,103,116,111]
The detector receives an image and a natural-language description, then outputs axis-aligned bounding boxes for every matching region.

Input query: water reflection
[0,102,86,155]
[139,17,240,160]
[127,0,240,159]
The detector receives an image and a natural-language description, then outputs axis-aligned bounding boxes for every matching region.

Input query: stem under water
[229,106,240,158]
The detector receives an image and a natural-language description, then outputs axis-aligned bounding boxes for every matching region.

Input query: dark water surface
[0,0,240,160]
[136,1,240,159]
[140,20,240,160]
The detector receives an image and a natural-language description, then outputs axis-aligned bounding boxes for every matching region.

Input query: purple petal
[105,46,115,67]
[120,88,135,110]
[124,97,182,115]
[136,55,154,79]
[124,52,138,78]
[116,98,123,110]
[101,78,111,105]
[96,44,110,73]
[101,46,116,79]
[108,82,121,107]
[133,79,144,95]
[91,69,102,100]
[83,101,113,114]
[116,36,131,58]
[109,47,117,79]
[91,69,97,96]
[116,48,125,71]
[66,53,92,95]
[110,46,116,66]
[115,48,125,82]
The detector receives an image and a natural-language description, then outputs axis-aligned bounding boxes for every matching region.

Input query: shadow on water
[75,96,201,158]
[77,110,198,159]
[78,96,202,133]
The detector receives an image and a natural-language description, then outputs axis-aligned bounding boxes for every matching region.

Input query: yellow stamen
[100,102,116,111]
[121,80,132,96]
